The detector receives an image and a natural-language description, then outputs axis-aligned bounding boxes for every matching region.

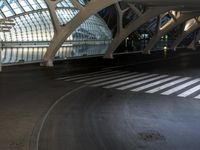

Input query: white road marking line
[161,79,200,95]
[76,71,132,83]
[64,70,120,82]
[178,84,200,97]
[131,76,180,92]
[86,72,137,84]
[104,74,158,89]
[194,94,200,99]
[146,77,191,94]
[118,75,168,90]
[92,73,148,87]
[56,70,110,80]
[36,85,87,150]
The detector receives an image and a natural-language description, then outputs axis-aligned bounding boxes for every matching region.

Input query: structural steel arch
[143,12,200,54]
[103,6,175,59]
[42,0,120,66]
[187,31,200,50]
[2,0,200,67]
[171,17,200,50]
[0,0,112,64]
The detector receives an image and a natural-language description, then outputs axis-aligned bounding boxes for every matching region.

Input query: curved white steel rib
[42,0,120,66]
[42,0,200,67]
[143,12,200,54]
[103,6,175,59]
[171,17,200,50]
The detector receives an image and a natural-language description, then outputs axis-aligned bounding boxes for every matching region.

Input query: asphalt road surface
[1,50,200,150]
[35,50,200,150]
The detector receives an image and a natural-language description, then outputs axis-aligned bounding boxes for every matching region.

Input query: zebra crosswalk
[56,70,200,99]
[161,79,200,96]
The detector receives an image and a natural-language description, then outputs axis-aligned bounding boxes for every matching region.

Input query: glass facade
[0,0,112,64]
[1,1,195,65]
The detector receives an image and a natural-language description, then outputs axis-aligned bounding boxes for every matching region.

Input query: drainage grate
[138,130,165,142]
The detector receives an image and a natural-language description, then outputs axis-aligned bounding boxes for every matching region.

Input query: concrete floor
[1,49,200,150]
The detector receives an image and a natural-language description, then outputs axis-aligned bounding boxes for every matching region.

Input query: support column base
[142,50,151,55]
[40,59,54,67]
[187,45,196,50]
[187,40,196,50]
[103,54,114,59]
[172,48,177,51]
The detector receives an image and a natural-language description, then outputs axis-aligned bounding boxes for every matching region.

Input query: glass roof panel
[2,4,13,17]
[10,2,18,9]
[0,0,83,19]
[19,0,32,11]
[0,0,47,18]
[78,0,86,6]
[0,8,111,41]
[0,1,4,9]
[8,0,21,14]
[36,0,47,8]
[29,0,42,10]
[57,0,74,8]
[57,3,63,7]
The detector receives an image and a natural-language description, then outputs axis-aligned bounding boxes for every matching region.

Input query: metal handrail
[0,18,15,71]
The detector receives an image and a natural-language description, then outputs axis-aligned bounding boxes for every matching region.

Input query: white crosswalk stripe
[86,72,138,84]
[145,77,191,94]
[194,94,200,99]
[104,74,158,89]
[118,75,169,90]
[56,70,109,80]
[92,73,148,87]
[64,70,120,82]
[161,78,200,95]
[131,76,180,92]
[178,84,200,97]
[76,71,131,83]
[57,69,200,100]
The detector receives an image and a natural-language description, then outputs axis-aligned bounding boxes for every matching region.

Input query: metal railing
[0,19,15,71]
[1,41,110,65]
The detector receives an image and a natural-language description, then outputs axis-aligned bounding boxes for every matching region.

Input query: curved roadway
[38,51,200,150]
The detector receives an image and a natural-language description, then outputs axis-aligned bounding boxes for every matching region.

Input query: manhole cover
[138,131,165,142]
